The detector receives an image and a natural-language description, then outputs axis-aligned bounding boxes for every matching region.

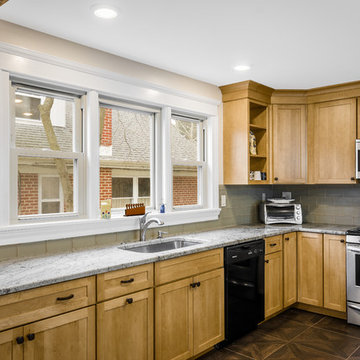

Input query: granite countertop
[0,223,350,296]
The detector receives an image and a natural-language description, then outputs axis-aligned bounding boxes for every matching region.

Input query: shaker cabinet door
[272,105,306,184]
[310,98,356,184]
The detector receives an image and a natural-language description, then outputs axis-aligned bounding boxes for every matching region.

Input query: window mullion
[161,106,173,211]
[85,91,100,219]
[0,71,11,226]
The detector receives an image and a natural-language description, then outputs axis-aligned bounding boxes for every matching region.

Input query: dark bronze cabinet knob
[16,336,24,345]
[126,298,133,304]
[27,334,35,341]
[274,177,278,181]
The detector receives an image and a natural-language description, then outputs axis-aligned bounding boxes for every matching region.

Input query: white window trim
[0,43,220,245]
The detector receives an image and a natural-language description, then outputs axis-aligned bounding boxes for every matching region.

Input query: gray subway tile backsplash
[4,184,360,260]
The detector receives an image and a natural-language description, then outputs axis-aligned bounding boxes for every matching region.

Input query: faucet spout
[139,213,164,242]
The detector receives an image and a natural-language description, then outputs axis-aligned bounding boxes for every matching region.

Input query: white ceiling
[1,0,360,89]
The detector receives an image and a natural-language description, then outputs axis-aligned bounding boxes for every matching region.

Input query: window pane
[139,178,150,197]
[112,178,133,198]
[42,202,60,214]
[173,165,198,206]
[15,91,74,151]
[171,118,200,162]
[41,177,60,199]
[99,106,153,208]
[18,156,74,215]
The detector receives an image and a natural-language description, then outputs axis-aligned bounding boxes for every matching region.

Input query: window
[39,176,63,214]
[171,115,206,208]
[111,177,151,208]
[99,100,156,210]
[12,84,84,219]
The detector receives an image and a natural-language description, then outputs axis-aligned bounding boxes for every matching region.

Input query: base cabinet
[265,251,283,318]
[155,269,224,360]
[0,328,23,360]
[0,307,95,360]
[97,289,153,360]
[324,234,346,312]
[193,269,224,355]
[283,232,297,307]
[297,232,323,307]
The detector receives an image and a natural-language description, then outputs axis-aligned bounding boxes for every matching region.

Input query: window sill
[0,208,221,246]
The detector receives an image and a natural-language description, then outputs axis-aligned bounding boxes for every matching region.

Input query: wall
[273,185,360,226]
[18,174,38,215]
[0,21,221,102]
[173,176,198,206]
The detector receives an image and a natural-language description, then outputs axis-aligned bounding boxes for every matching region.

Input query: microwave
[259,203,302,225]
[356,140,360,179]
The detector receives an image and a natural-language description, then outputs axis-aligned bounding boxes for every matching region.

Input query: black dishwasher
[224,239,264,342]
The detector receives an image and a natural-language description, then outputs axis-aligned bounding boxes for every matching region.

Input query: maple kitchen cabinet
[0,277,96,360]
[297,232,323,307]
[272,105,307,184]
[323,234,346,312]
[283,232,297,308]
[308,98,357,184]
[155,249,224,360]
[97,289,153,360]
[220,81,273,185]
[97,264,154,360]
[264,235,283,318]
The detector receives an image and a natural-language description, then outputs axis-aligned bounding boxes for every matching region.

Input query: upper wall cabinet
[308,98,357,184]
[221,81,273,185]
[221,80,360,185]
[272,105,307,184]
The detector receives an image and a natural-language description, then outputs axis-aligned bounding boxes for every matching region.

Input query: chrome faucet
[139,213,164,242]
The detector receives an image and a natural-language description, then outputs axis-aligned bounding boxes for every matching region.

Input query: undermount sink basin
[118,238,202,253]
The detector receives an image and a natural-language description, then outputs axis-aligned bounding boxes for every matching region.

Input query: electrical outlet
[221,195,227,207]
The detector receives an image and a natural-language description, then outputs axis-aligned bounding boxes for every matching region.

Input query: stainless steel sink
[118,238,201,253]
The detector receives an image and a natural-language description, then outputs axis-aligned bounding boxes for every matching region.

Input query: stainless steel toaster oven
[259,203,302,225]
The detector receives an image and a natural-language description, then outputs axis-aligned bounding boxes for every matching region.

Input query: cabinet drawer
[265,235,282,254]
[0,276,95,332]
[97,264,153,302]
[155,249,223,285]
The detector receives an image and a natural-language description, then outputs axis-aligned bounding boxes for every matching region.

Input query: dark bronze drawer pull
[121,278,134,284]
[340,239,345,243]
[56,294,74,301]
[265,260,269,263]
[284,237,290,241]
[190,283,196,288]
[196,282,201,287]
[269,243,277,247]
[126,298,133,304]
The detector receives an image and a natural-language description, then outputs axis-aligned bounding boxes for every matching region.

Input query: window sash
[171,115,207,210]
[99,101,156,212]
[10,83,84,222]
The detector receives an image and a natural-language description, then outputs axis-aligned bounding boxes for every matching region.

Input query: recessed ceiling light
[92,5,118,19]
[234,65,251,71]
[15,98,23,104]
[23,112,33,117]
